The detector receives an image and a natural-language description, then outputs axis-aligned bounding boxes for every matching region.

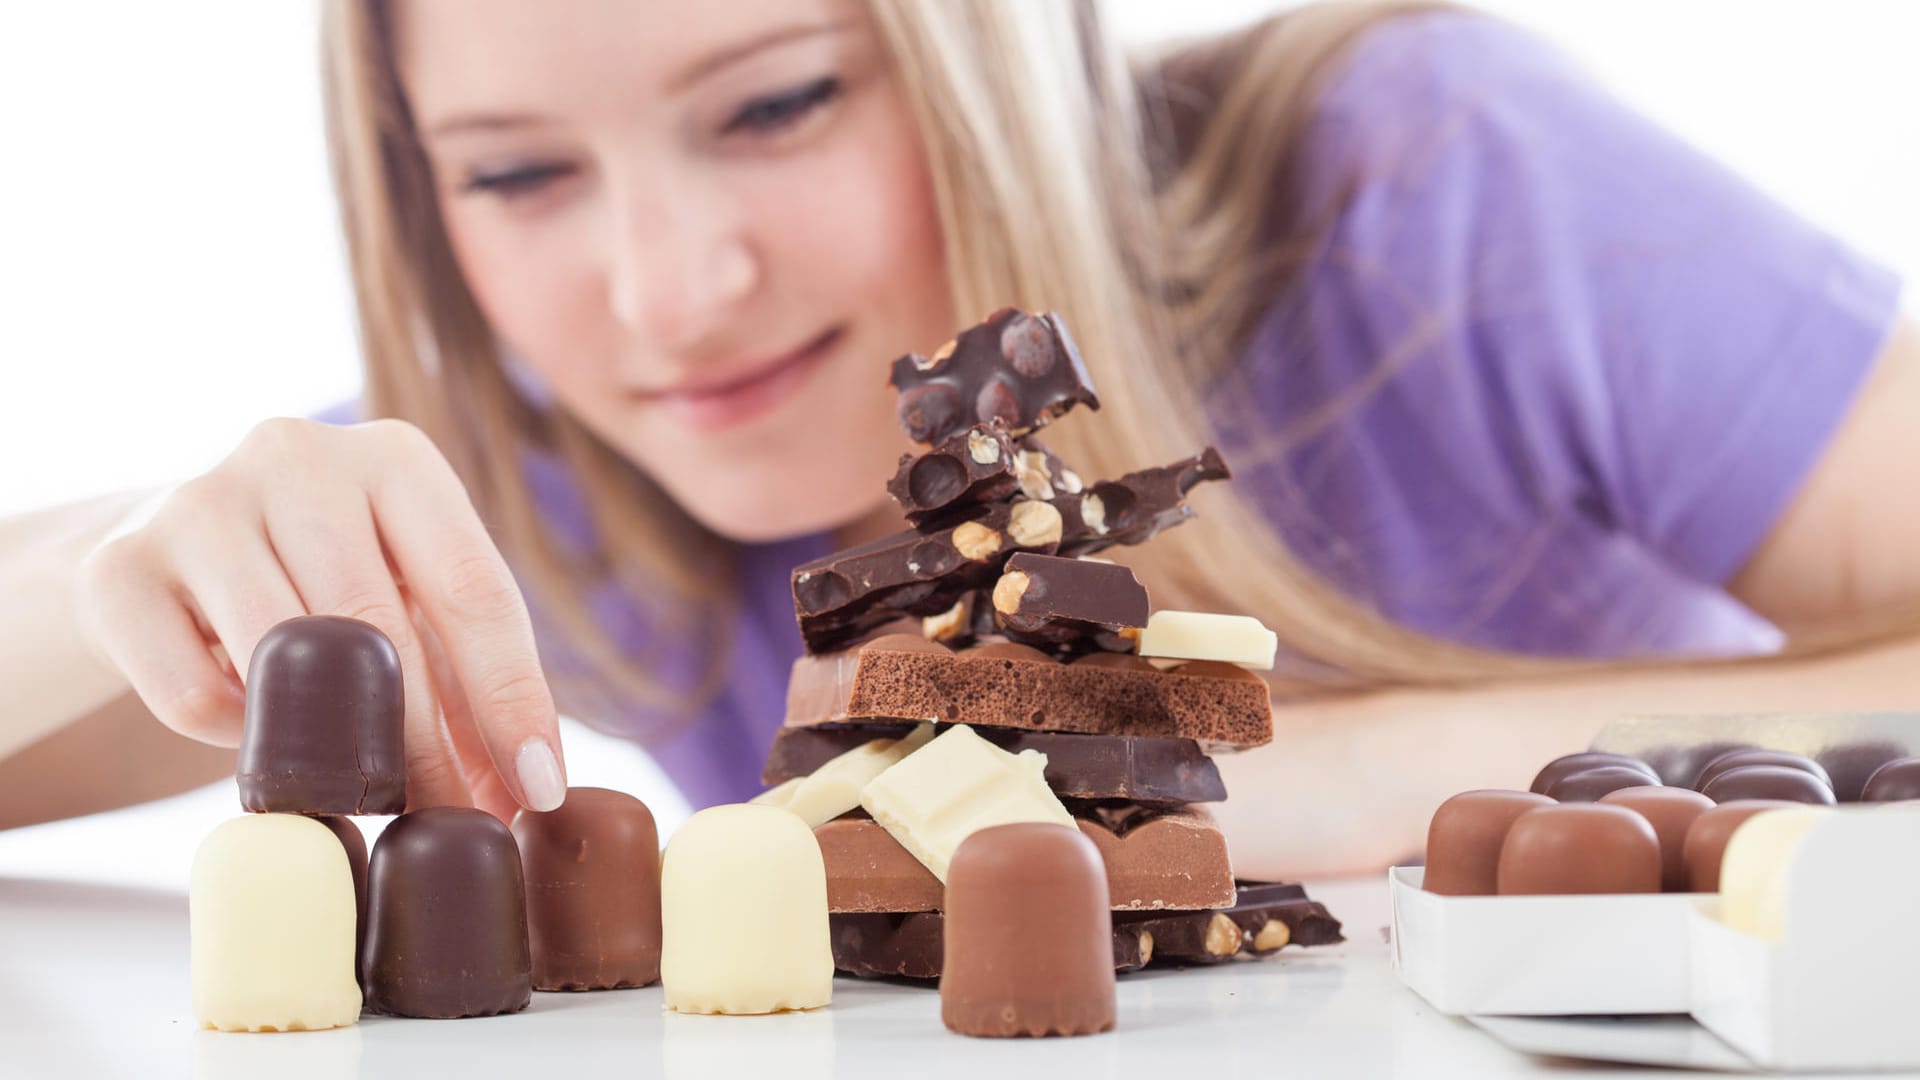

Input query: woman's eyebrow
[665,17,859,94]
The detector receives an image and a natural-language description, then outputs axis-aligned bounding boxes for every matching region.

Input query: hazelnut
[793,569,852,612]
[1138,930,1155,967]
[1253,919,1291,953]
[1081,492,1109,535]
[1203,913,1244,958]
[975,378,1022,429]
[1057,467,1084,494]
[1000,313,1057,378]
[992,569,1030,615]
[966,429,1002,465]
[898,384,963,444]
[922,599,969,643]
[951,521,1003,560]
[1007,499,1064,548]
[1015,450,1055,501]
[914,338,956,371]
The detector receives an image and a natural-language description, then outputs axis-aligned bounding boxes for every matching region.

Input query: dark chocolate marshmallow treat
[237,615,406,815]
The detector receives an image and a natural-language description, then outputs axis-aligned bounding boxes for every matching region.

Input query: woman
[2,0,1913,877]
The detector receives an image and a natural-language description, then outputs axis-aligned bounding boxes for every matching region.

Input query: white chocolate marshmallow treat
[750,724,935,828]
[660,804,833,1014]
[1719,806,1833,942]
[1134,611,1278,670]
[859,723,1074,882]
[191,814,362,1032]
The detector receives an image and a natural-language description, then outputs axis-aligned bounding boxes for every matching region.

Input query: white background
[1,0,1915,518]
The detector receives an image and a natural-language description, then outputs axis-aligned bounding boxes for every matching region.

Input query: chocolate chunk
[992,552,1148,649]
[941,823,1116,1038]
[1680,800,1803,892]
[890,309,1098,445]
[1496,804,1662,895]
[1529,752,1658,795]
[792,500,1063,653]
[1698,764,1837,804]
[310,815,369,983]
[1054,448,1231,556]
[1693,749,1832,794]
[762,725,1227,805]
[237,615,406,815]
[1543,765,1660,803]
[1422,790,1556,896]
[886,423,1020,523]
[785,634,1273,749]
[510,788,662,991]
[1861,757,1920,802]
[813,805,1235,913]
[1598,786,1716,892]
[362,806,532,1018]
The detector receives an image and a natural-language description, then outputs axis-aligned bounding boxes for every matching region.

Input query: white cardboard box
[1389,865,1697,1016]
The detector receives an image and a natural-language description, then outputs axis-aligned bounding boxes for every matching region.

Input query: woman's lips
[638,327,843,434]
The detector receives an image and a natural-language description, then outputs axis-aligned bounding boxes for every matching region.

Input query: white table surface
[0,780,1852,1080]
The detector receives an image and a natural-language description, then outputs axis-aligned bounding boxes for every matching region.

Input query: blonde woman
[2,0,1914,876]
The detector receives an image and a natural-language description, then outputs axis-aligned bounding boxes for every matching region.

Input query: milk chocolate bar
[829,882,1342,979]
[992,552,1148,649]
[792,500,1065,653]
[890,308,1098,445]
[814,805,1234,913]
[761,725,1228,805]
[786,633,1273,749]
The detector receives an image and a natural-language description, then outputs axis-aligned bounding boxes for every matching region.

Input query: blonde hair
[321,0,1575,738]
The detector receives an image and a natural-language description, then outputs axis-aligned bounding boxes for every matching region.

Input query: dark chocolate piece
[510,787,662,991]
[1422,790,1556,896]
[1637,741,1753,788]
[1693,749,1832,794]
[1543,765,1659,803]
[1817,741,1907,802]
[992,552,1148,648]
[1054,448,1232,556]
[1861,757,1920,802]
[237,615,406,815]
[362,806,532,1019]
[941,823,1116,1038]
[1496,804,1662,895]
[1529,752,1658,795]
[891,309,1098,445]
[886,423,1020,523]
[792,500,1063,653]
[311,815,369,982]
[1681,800,1803,892]
[1598,786,1716,892]
[1698,764,1836,805]
[831,911,1147,981]
[785,633,1273,749]
[918,591,997,648]
[762,725,1227,804]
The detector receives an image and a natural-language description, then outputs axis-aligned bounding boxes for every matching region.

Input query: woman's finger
[417,605,525,825]
[355,421,566,811]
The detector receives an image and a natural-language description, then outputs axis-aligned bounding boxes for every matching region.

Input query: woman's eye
[724,76,842,136]
[460,163,574,199]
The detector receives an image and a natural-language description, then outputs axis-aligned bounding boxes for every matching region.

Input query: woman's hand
[74,417,564,822]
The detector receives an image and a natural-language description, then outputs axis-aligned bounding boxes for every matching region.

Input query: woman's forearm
[1215,631,1920,880]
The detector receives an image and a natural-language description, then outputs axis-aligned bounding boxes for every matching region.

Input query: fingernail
[515,738,567,812]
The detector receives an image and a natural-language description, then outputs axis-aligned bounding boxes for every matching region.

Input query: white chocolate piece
[1135,610,1278,670]
[191,814,362,1032]
[1719,806,1832,942]
[660,804,832,1014]
[749,724,935,828]
[859,723,1074,882]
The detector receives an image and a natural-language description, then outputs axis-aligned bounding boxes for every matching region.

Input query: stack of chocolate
[759,308,1342,979]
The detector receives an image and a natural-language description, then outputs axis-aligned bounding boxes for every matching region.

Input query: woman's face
[397,0,951,541]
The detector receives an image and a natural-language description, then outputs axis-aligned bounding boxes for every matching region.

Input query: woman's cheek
[443,202,612,397]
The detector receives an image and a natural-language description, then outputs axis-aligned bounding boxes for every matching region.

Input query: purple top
[328,13,1903,808]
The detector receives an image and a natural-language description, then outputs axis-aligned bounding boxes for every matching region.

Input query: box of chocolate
[1390,714,1920,1019]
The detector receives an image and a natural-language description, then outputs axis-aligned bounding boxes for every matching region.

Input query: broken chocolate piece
[992,552,1148,650]
[891,309,1098,445]
[886,423,1020,524]
[1055,448,1231,556]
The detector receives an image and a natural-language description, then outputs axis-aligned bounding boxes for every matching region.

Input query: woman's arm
[1219,318,1920,879]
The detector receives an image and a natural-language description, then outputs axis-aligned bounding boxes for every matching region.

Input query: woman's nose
[602,173,760,353]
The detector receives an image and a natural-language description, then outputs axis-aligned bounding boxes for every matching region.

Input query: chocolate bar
[829,882,1343,979]
[761,725,1228,805]
[891,308,1098,445]
[992,552,1148,648]
[1054,448,1231,555]
[785,633,1273,749]
[792,499,1065,653]
[886,423,1020,523]
[813,805,1235,913]
[237,615,407,815]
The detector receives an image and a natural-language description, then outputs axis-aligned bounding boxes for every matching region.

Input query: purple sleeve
[1217,12,1900,642]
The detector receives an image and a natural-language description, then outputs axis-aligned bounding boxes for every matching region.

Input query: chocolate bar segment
[792,500,1064,653]
[993,552,1148,649]
[886,423,1019,523]
[786,633,1273,749]
[1055,448,1231,556]
[762,725,1228,805]
[891,309,1098,445]
[813,806,1234,913]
